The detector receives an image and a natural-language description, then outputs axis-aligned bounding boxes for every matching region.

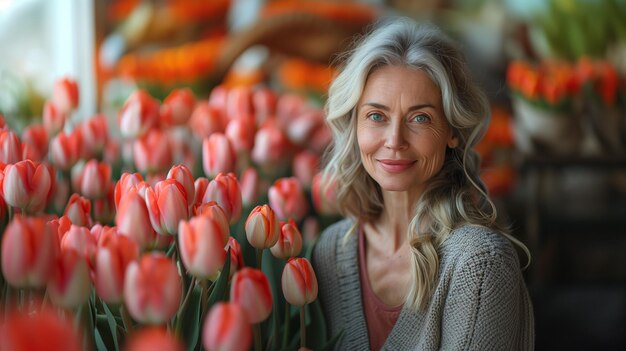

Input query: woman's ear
[447,133,459,149]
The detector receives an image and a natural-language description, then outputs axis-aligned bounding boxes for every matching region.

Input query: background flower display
[0,76,343,351]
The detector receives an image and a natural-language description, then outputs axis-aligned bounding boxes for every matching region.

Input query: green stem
[120,304,134,334]
[174,276,196,336]
[300,306,306,349]
[282,302,291,349]
[7,205,13,222]
[254,323,262,351]
[256,248,263,271]
[200,279,209,319]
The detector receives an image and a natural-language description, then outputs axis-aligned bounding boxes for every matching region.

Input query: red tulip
[285,109,324,146]
[77,159,112,200]
[240,166,259,207]
[225,86,253,121]
[0,129,22,164]
[49,130,82,171]
[189,102,226,141]
[252,87,277,124]
[270,219,303,260]
[145,179,189,235]
[52,77,79,114]
[21,124,49,161]
[42,101,67,136]
[118,89,160,139]
[61,224,97,268]
[293,150,320,189]
[64,193,92,227]
[47,249,91,308]
[251,121,293,172]
[161,88,196,126]
[1,307,82,351]
[230,268,273,323]
[208,84,228,113]
[1,216,59,288]
[178,215,227,280]
[268,177,308,221]
[226,237,244,278]
[245,204,279,250]
[194,201,230,244]
[166,164,195,210]
[276,93,307,123]
[124,327,184,351]
[134,128,173,175]
[193,176,209,208]
[124,253,182,324]
[114,172,144,209]
[48,215,72,243]
[203,302,252,351]
[78,114,109,159]
[95,230,139,303]
[225,117,256,155]
[1,159,51,213]
[312,172,340,215]
[202,133,236,178]
[202,173,242,225]
[281,257,318,306]
[116,187,156,250]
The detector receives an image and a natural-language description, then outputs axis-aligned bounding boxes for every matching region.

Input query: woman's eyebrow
[361,102,435,111]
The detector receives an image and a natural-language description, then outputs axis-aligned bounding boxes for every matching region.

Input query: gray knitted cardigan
[312,219,535,350]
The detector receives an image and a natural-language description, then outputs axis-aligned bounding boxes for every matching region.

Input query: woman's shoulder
[311,218,354,267]
[440,224,521,267]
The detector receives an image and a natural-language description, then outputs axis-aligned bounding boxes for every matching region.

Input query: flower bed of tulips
[0,77,343,351]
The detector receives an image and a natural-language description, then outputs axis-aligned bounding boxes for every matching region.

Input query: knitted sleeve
[440,230,535,351]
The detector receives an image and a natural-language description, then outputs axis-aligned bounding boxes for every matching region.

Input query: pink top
[358,230,403,351]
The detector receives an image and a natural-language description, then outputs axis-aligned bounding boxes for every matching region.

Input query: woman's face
[356,65,458,194]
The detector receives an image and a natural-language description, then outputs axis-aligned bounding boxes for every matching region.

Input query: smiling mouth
[377,159,416,173]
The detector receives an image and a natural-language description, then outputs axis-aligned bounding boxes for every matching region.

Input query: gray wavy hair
[322,17,529,310]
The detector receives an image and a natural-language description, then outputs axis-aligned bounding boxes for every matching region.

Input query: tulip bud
[166,164,195,210]
[64,193,92,227]
[252,87,277,124]
[203,302,252,351]
[118,90,160,139]
[145,179,189,235]
[268,177,308,222]
[95,231,139,304]
[49,130,82,171]
[43,101,67,136]
[239,167,259,207]
[281,257,318,306]
[293,150,320,189]
[226,237,244,278]
[77,159,112,200]
[203,173,242,225]
[189,103,226,141]
[270,220,303,260]
[78,114,109,159]
[251,122,292,172]
[245,204,279,250]
[202,133,236,179]
[124,253,182,324]
[192,176,209,208]
[225,117,255,153]
[1,159,51,214]
[21,123,49,161]
[230,268,273,323]
[0,129,22,164]
[114,172,144,209]
[312,172,340,215]
[194,201,230,244]
[93,182,116,225]
[47,249,91,309]
[178,215,227,281]
[116,188,156,250]
[124,327,184,351]
[1,216,59,288]
[52,77,79,114]
[61,224,97,269]
[161,88,196,127]
[225,86,253,121]
[48,215,72,243]
[134,128,173,175]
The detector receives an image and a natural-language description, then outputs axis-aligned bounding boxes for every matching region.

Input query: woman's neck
[368,189,420,251]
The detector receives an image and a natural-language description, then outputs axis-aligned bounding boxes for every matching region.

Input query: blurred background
[0,0,624,349]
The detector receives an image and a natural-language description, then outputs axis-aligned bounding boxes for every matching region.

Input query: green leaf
[181,284,203,351]
[206,248,231,307]
[94,328,109,351]
[102,302,120,351]
[305,300,327,350]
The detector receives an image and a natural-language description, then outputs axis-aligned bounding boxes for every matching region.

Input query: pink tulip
[161,88,196,126]
[124,253,182,324]
[90,224,116,245]
[240,167,259,207]
[276,93,307,128]
[281,257,318,306]
[64,193,92,227]
[225,86,253,120]
[270,219,303,260]
[308,123,333,155]
[1,216,59,288]
[268,177,308,221]
[118,89,160,139]
[252,87,277,124]
[230,268,273,323]
[77,159,112,200]
[293,150,320,189]
[116,187,156,250]
[245,204,280,250]
[124,327,184,351]
[78,114,109,159]
[103,138,121,166]
[47,249,91,308]
[178,215,227,281]
[134,128,173,175]
[225,117,256,154]
[251,121,293,172]
[203,173,242,225]
[194,201,230,244]
[189,103,226,141]
[208,84,228,113]
[49,130,82,171]
[145,179,189,235]
[1,307,82,351]
[52,77,79,114]
[193,177,209,208]
[1,159,51,213]
[226,237,244,278]
[285,109,324,146]
[0,129,22,164]
[114,172,144,209]
[21,124,49,161]
[95,230,139,303]
[42,101,67,136]
[61,224,97,270]
[203,302,252,351]
[312,173,340,215]
[166,164,195,209]
[202,133,236,178]
[48,215,72,243]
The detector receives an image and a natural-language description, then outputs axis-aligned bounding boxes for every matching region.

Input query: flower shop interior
[0,0,625,350]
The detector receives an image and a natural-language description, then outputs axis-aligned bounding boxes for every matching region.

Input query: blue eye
[369,113,383,122]
[412,114,430,123]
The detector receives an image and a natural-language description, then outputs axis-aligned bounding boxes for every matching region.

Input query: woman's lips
[377,159,416,173]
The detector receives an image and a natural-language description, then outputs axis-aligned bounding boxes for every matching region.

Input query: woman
[312,18,534,350]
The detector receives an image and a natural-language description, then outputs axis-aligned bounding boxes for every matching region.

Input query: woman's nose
[383,121,407,150]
